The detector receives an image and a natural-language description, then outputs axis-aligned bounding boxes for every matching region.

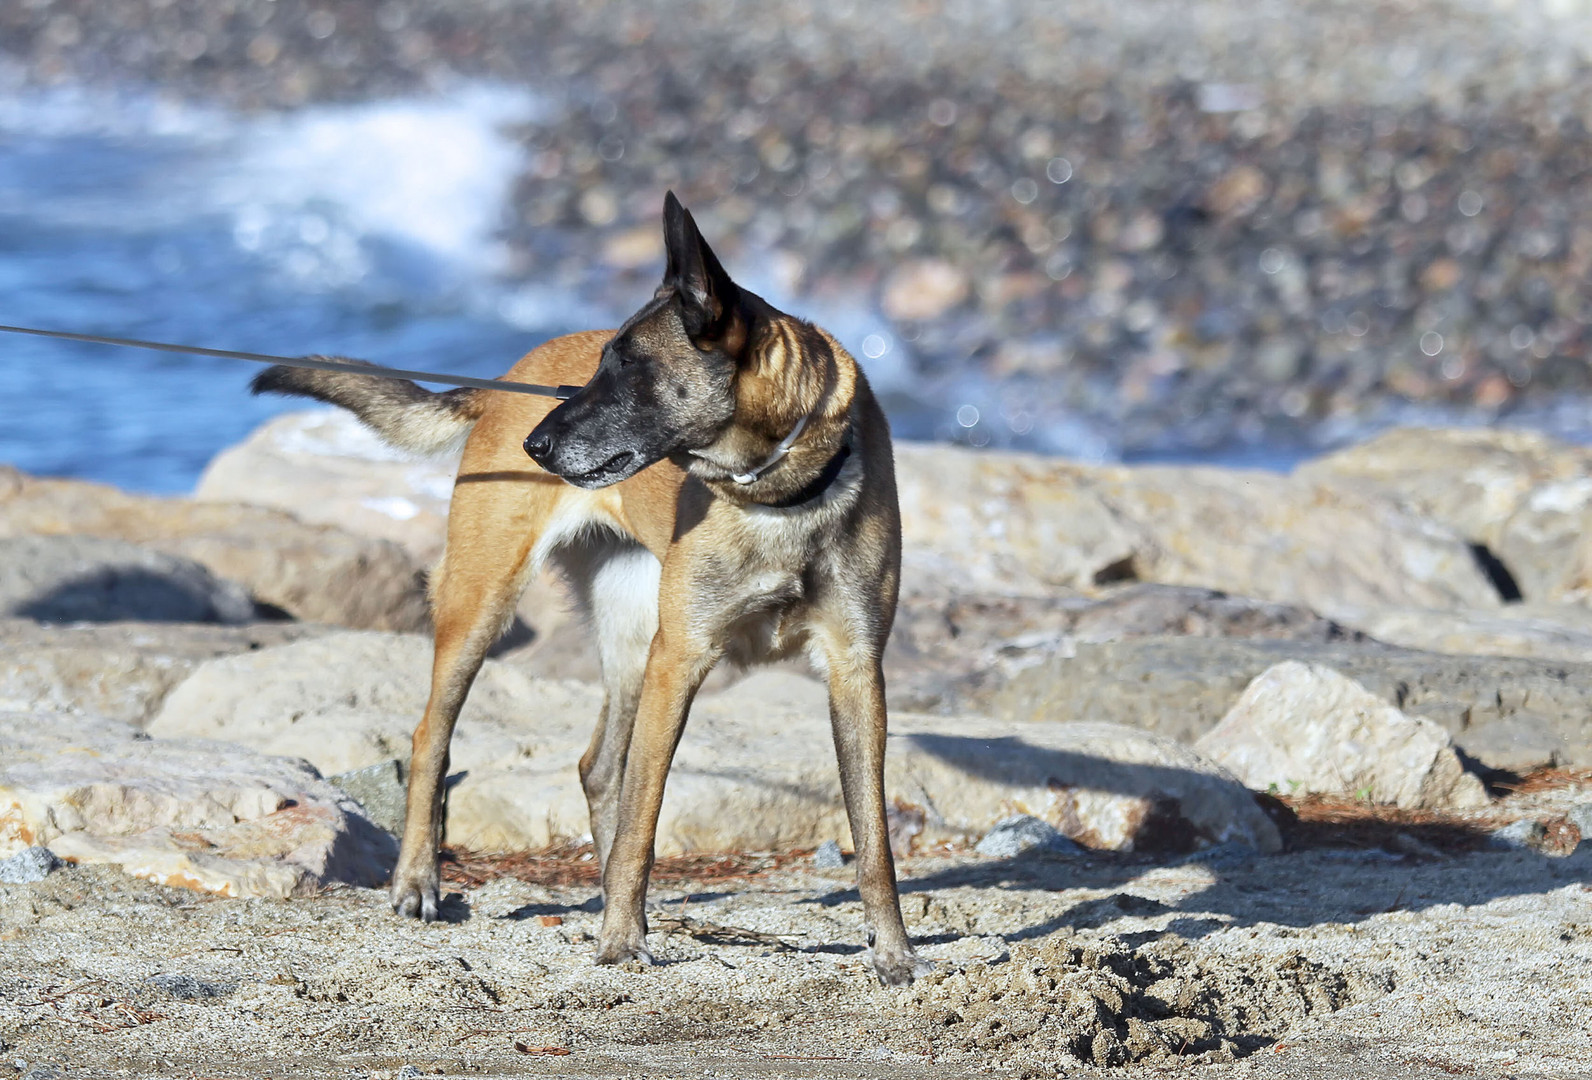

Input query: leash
[0,322,582,400]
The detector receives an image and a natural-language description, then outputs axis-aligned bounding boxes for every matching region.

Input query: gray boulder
[0,535,255,624]
[0,616,323,726]
[888,582,1360,712]
[0,464,429,631]
[0,846,60,884]
[895,442,1502,620]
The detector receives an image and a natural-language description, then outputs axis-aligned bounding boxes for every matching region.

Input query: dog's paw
[593,935,654,969]
[871,948,935,987]
[390,874,440,923]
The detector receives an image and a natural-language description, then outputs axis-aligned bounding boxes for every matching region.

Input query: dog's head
[523,192,749,488]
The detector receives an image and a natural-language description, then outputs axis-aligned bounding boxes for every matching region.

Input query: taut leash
[0,323,581,399]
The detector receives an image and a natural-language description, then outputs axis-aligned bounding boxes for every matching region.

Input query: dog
[252,192,929,985]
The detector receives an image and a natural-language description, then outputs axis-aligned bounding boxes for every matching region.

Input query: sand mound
[910,934,1391,1074]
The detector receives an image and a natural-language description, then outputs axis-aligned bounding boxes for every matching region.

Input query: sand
[3,829,1591,1080]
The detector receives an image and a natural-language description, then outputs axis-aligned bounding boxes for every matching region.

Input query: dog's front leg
[823,648,931,986]
[594,626,714,966]
[391,623,496,921]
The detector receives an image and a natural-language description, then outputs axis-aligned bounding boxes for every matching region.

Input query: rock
[811,839,846,868]
[1568,801,1592,832]
[1195,662,1489,811]
[973,814,1081,858]
[143,974,236,1000]
[0,846,60,884]
[0,464,429,631]
[893,444,1143,597]
[0,617,325,726]
[888,582,1360,712]
[193,409,455,562]
[893,444,1501,624]
[146,633,1278,854]
[1347,604,1592,664]
[1487,819,1548,851]
[0,536,256,624]
[190,409,583,653]
[0,710,395,898]
[880,258,970,322]
[997,636,1592,772]
[1299,427,1592,603]
[1205,163,1270,217]
[895,719,1281,853]
[330,759,408,836]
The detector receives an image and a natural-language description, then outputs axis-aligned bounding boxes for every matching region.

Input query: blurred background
[4,0,1592,491]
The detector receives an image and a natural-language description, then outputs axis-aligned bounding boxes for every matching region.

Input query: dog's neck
[723,412,809,485]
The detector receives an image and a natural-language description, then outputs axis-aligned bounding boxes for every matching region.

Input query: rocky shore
[4,418,1592,1076]
[10,1,1592,457]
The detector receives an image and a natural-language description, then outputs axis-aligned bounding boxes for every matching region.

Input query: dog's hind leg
[559,539,661,873]
[391,481,546,922]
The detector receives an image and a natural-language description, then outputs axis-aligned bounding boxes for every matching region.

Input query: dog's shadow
[504,895,603,919]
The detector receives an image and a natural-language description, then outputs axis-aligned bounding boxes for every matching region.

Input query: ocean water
[0,83,580,493]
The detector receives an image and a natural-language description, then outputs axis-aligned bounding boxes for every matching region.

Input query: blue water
[0,86,592,493]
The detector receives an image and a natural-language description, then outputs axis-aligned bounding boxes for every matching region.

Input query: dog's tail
[251,360,487,456]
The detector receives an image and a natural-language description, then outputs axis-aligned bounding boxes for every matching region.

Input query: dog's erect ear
[660,191,739,339]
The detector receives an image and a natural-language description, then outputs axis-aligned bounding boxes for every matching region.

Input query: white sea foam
[217,84,540,278]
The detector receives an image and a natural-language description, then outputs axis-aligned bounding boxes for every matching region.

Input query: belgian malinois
[253,192,928,984]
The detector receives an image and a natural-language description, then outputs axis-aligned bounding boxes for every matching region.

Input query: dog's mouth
[562,450,636,489]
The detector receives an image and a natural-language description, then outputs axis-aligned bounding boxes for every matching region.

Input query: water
[0,84,582,493]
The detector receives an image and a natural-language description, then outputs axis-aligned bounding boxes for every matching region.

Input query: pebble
[1487,819,1548,851]
[1567,801,1592,844]
[0,847,60,885]
[330,758,409,837]
[143,974,238,1000]
[811,840,847,869]
[974,814,1081,858]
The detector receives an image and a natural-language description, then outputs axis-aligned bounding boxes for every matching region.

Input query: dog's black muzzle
[523,395,657,490]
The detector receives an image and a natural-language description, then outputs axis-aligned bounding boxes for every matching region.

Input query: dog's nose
[523,431,553,463]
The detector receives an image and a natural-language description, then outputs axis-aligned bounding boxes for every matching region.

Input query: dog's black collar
[762,442,852,509]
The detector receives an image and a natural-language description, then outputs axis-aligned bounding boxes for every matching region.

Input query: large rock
[194,409,456,562]
[0,616,323,726]
[1299,427,1592,603]
[198,416,1502,628]
[190,409,589,657]
[1195,662,1489,811]
[147,633,1278,855]
[0,535,255,624]
[0,711,394,898]
[887,582,1362,712]
[892,718,1280,853]
[996,637,1592,772]
[1347,603,1592,664]
[894,443,1502,622]
[0,464,429,631]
